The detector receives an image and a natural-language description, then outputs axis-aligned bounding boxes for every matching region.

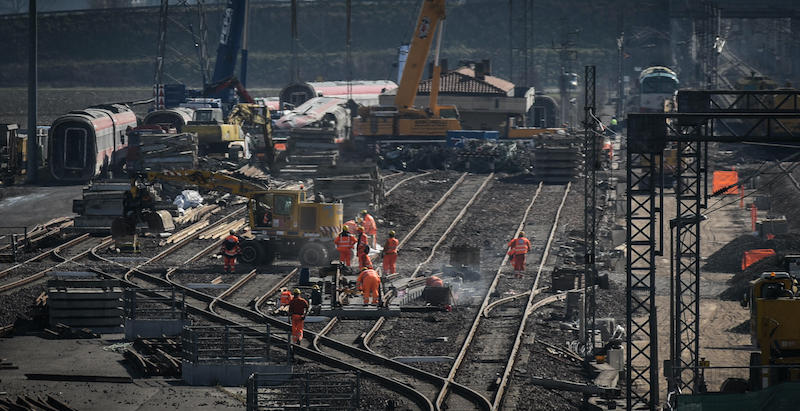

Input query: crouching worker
[356,267,381,306]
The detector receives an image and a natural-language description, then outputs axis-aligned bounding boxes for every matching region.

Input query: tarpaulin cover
[712,170,739,195]
[742,248,776,271]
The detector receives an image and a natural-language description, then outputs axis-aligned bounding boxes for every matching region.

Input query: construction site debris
[127,131,198,172]
[173,190,204,213]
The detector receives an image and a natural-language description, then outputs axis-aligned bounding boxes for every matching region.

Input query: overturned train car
[48,104,137,182]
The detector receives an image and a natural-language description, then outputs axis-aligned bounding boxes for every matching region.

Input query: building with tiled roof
[379,60,535,134]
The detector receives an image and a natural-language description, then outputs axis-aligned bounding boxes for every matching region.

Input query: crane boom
[394,0,447,111]
[210,0,247,85]
[142,169,268,197]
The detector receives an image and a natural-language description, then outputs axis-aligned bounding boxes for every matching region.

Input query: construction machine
[353,0,461,140]
[227,103,276,169]
[0,124,23,185]
[745,271,800,390]
[121,169,342,266]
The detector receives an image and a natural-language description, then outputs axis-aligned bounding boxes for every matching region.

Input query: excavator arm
[141,169,268,197]
[394,0,446,111]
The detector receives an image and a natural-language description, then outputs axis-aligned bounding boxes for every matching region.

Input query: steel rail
[492,182,572,410]
[361,316,385,354]
[312,317,339,352]
[435,181,545,408]
[0,233,90,280]
[0,236,112,294]
[208,269,257,314]
[385,170,433,196]
[483,290,534,318]
[409,173,493,278]
[396,172,467,250]
[252,268,298,312]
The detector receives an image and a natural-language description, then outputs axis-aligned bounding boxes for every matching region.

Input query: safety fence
[246,371,361,411]
[123,288,186,320]
[181,325,289,366]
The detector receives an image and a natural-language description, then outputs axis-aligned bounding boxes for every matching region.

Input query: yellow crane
[353,0,461,140]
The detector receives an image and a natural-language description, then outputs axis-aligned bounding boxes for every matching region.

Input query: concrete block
[49,317,122,328]
[552,268,580,292]
[181,362,292,386]
[124,318,188,340]
[50,308,123,318]
[565,290,581,321]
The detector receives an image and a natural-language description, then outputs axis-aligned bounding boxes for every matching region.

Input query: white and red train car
[279,80,397,109]
[48,104,137,182]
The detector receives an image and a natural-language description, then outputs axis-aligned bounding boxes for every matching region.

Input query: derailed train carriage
[48,104,137,182]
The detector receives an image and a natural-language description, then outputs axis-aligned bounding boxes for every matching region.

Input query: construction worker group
[336,210,398,275]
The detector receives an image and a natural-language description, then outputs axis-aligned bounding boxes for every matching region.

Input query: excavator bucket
[145,210,175,233]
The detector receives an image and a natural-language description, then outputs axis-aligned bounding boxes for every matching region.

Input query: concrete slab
[0,334,242,410]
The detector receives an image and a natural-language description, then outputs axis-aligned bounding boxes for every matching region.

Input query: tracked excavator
[116,169,342,266]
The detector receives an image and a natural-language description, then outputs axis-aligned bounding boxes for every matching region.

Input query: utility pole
[240,0,249,87]
[346,0,352,100]
[26,0,37,183]
[583,65,597,352]
[616,8,624,119]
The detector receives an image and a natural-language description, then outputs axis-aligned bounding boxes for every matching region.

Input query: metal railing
[667,364,800,399]
[181,325,289,366]
[246,371,361,411]
[0,226,28,262]
[123,288,186,320]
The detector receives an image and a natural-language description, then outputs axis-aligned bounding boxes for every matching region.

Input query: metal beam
[626,106,800,407]
[583,65,597,352]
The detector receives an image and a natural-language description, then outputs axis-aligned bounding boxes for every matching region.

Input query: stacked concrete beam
[47,278,124,333]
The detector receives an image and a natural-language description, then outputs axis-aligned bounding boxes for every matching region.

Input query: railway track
[0,234,113,294]
[77,208,485,410]
[385,170,433,196]
[437,183,572,410]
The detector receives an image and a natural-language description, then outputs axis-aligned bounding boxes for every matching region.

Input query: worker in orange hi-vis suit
[287,289,309,343]
[334,226,357,267]
[343,217,362,234]
[507,231,532,278]
[360,210,378,248]
[221,230,241,273]
[356,225,369,259]
[382,230,399,275]
[356,267,381,306]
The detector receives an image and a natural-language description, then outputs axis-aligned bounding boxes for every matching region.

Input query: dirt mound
[719,255,783,301]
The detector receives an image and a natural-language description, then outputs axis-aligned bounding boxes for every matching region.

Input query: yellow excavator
[353,0,461,140]
[746,271,800,390]
[120,169,342,266]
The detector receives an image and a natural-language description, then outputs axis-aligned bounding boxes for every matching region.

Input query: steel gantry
[626,88,800,409]
[583,65,598,351]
